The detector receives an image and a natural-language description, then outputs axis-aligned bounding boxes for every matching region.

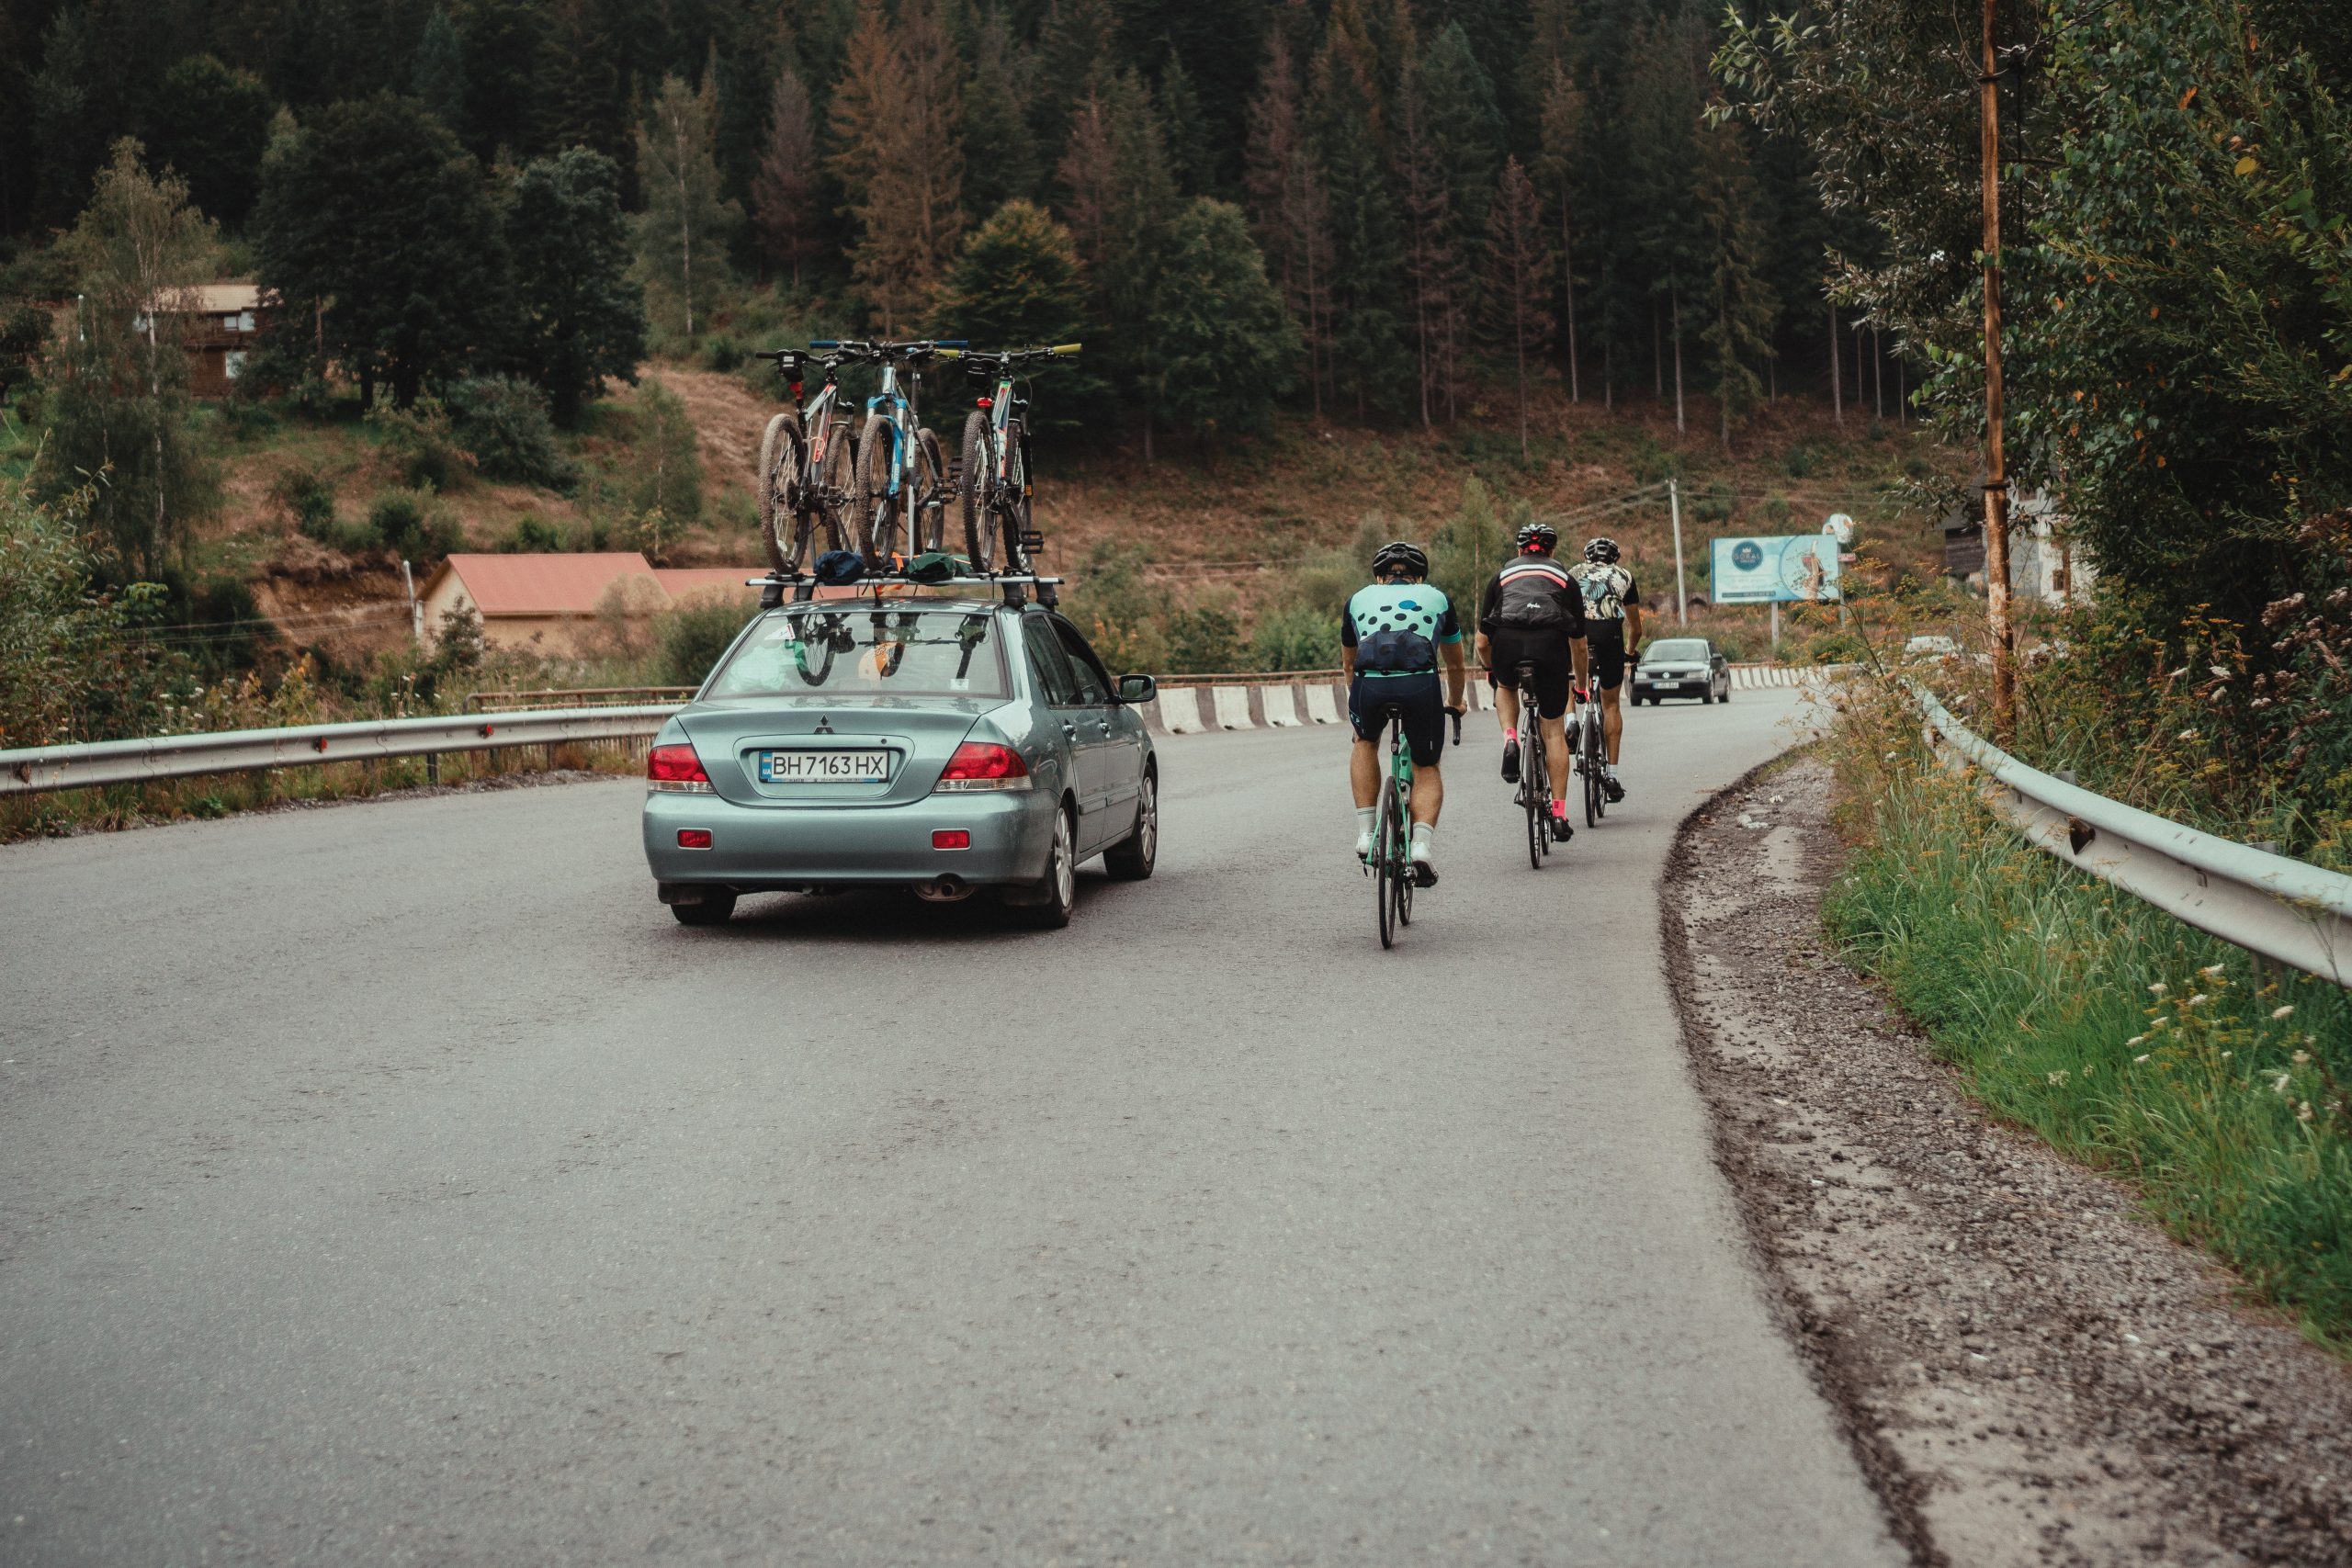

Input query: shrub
[446,374,575,489]
[272,465,337,537]
[701,334,743,372]
[367,487,462,563]
[1250,602,1343,671]
[1782,443,1817,479]
[367,399,471,491]
[1165,605,1240,673]
[506,514,566,552]
[656,598,751,684]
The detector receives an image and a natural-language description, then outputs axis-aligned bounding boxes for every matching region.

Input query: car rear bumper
[642,788,1056,891]
[1634,676,1713,697]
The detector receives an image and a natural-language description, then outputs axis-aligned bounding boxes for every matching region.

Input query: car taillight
[933,740,1032,792]
[648,741,715,793]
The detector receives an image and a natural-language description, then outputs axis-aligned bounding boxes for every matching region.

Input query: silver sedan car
[642,594,1159,928]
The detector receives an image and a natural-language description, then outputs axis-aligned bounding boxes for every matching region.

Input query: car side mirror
[1116,674,1158,704]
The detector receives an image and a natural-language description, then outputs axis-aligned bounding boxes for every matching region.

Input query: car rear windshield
[1647,639,1709,661]
[705,607,1012,699]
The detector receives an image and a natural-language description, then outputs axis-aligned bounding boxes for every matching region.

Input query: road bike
[1510,660,1555,870]
[936,344,1080,573]
[1367,705,1462,950]
[810,338,961,564]
[752,347,862,576]
[1574,684,1608,828]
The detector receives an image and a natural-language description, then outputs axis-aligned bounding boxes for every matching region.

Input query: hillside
[165,366,1958,674]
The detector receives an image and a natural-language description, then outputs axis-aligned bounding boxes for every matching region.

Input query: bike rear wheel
[1521,708,1544,870]
[756,413,807,575]
[1582,711,1603,827]
[1001,427,1034,574]
[959,411,998,570]
[856,413,899,562]
[811,422,856,559]
[1375,785,1399,950]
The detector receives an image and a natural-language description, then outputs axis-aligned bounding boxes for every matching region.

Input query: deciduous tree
[635,72,739,340]
[1478,156,1553,460]
[751,62,821,288]
[505,147,646,426]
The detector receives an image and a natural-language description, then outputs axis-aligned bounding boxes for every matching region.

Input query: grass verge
[1824,725,2352,1349]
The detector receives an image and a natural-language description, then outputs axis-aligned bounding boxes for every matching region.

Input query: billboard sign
[1710,534,1843,604]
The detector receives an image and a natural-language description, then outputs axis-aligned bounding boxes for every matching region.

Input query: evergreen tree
[254,95,514,409]
[1242,24,1329,415]
[1693,118,1776,453]
[711,10,784,213]
[1307,1,1408,418]
[828,0,966,333]
[1034,0,1120,158]
[413,10,469,136]
[1419,21,1504,238]
[1057,69,1180,451]
[1396,56,1468,428]
[1479,156,1553,460]
[458,0,544,160]
[1620,12,1708,429]
[962,7,1039,217]
[1157,51,1212,197]
[505,147,647,427]
[38,141,219,579]
[1532,60,1587,400]
[534,0,629,172]
[1148,197,1299,445]
[635,72,739,339]
[752,62,822,288]
[929,199,1108,432]
[149,55,276,228]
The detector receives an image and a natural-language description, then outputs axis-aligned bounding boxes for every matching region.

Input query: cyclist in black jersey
[1474,522,1589,841]
[1568,536,1643,802]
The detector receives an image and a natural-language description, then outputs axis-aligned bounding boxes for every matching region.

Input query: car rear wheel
[1104,770,1157,880]
[1012,807,1077,929]
[672,892,737,926]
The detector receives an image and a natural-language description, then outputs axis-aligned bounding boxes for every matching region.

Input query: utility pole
[1668,479,1688,626]
[1980,0,2017,740]
[402,559,424,646]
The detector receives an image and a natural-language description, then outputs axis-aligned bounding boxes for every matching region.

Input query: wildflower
[2169,666,2189,678]
[2047,1070,2070,1086]
[2211,665,2232,677]
[2149,982,2168,997]
[2299,1101,2315,1123]
[2272,1073,2294,1094]
[2221,1051,2233,1060]
[2273,1005,2295,1021]
[2126,1035,2146,1047]
[2187,993,2208,1009]
[2199,964,2224,979]
[2177,728,2199,741]
[2135,1054,2152,1064]
[2293,1050,2312,1066]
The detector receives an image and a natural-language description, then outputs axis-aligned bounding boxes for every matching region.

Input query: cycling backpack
[1493,557,1577,629]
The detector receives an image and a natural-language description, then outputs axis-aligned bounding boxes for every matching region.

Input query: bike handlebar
[1447,707,1464,746]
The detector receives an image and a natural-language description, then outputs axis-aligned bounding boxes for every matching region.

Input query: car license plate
[759,749,889,784]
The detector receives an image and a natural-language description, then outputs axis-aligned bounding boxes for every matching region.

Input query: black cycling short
[1587,621,1629,691]
[1350,671,1447,768]
[1485,629,1573,719]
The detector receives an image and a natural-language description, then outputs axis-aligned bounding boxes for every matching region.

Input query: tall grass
[1826,681,2352,1347]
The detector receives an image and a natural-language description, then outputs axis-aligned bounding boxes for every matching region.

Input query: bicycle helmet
[1371,540,1430,581]
[1516,521,1559,553]
[1584,536,1622,565]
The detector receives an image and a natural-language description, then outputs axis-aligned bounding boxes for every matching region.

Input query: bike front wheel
[911,427,948,556]
[1583,716,1603,828]
[756,412,807,576]
[1375,792,1399,950]
[960,411,999,571]
[1001,426,1034,574]
[810,421,856,560]
[1522,719,1544,870]
[856,413,899,563]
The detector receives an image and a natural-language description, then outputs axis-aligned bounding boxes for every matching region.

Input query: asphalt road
[0,686,1895,1566]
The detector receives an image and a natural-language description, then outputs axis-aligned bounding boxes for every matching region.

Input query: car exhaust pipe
[913,874,975,904]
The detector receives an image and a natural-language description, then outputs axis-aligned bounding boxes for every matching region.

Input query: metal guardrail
[464,686,695,711]
[0,705,682,797]
[1914,684,2352,987]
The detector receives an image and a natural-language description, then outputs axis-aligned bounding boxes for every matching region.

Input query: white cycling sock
[1410,822,1435,859]
[1353,807,1377,850]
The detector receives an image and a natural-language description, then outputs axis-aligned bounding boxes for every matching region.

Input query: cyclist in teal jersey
[1341,541,1468,885]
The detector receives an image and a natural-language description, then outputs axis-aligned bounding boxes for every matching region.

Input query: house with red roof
[417,553,761,655]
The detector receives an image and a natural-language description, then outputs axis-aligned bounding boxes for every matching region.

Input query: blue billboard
[1709,535,1843,604]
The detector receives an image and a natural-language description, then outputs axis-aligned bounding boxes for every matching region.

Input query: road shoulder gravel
[1665,754,2352,1568]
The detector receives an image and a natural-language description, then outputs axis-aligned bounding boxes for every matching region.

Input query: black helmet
[1371,540,1430,580]
[1516,521,1558,553]
[1584,536,1621,565]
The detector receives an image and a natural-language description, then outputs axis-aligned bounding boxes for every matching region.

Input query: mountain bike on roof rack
[810,339,960,567]
[935,344,1080,576]
[750,346,862,577]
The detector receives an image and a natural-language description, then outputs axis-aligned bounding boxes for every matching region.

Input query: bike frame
[865,360,919,503]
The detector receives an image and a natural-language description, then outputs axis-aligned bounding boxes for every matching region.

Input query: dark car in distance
[1631,637,1732,705]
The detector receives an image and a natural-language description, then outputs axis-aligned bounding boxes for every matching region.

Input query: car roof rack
[744,570,1064,609]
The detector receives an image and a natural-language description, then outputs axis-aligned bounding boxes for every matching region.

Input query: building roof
[651,568,762,603]
[425,554,766,616]
[146,282,265,314]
